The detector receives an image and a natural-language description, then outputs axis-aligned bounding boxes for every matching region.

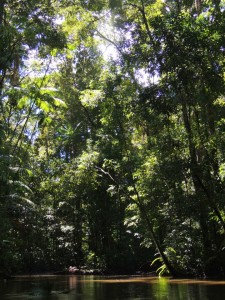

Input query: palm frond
[8,194,35,207]
[8,180,33,194]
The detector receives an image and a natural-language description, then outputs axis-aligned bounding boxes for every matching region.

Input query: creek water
[1,275,225,300]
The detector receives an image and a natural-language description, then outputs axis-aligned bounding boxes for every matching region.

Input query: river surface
[1,275,225,300]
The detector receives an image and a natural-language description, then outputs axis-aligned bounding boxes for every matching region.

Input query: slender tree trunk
[137,202,181,277]
[0,0,5,26]
[0,0,6,91]
[206,100,219,177]
[181,100,225,231]
[73,198,83,266]
[195,0,201,13]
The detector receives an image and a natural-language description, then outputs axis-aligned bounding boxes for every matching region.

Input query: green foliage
[1,0,225,277]
[151,256,169,277]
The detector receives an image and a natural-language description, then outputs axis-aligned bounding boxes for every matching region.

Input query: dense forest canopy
[0,0,225,277]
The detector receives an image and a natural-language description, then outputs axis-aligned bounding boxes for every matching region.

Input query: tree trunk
[181,100,225,231]
[137,202,181,277]
[0,0,5,26]
[73,197,83,266]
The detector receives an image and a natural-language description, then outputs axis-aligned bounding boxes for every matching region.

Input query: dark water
[1,275,225,300]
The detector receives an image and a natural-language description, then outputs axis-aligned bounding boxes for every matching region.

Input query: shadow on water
[1,275,225,300]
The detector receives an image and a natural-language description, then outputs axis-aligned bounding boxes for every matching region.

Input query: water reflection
[1,275,225,300]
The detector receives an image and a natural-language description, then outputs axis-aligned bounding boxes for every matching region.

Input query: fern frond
[8,180,33,194]
[8,194,35,207]
[150,257,162,266]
